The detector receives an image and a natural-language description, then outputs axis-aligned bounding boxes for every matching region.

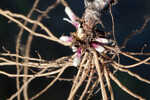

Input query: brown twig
[104,67,114,100]
[0,9,71,46]
[93,51,108,100]
[109,71,145,100]
[121,17,150,48]
[68,59,90,100]
[112,63,150,85]
[113,57,150,68]
[30,64,70,100]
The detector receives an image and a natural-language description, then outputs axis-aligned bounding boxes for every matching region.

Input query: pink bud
[92,43,105,53]
[59,36,73,42]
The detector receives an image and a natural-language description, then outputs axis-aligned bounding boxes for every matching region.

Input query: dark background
[0,0,150,100]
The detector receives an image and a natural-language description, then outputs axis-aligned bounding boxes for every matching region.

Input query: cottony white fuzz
[100,0,109,7]
[84,0,112,11]
[59,36,72,42]
[95,0,107,9]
